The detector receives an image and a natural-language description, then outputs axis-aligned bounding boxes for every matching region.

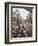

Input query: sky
[12,8,30,20]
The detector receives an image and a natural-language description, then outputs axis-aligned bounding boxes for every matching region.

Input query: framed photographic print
[5,2,37,44]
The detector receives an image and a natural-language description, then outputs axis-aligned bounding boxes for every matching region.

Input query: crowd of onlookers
[11,19,32,38]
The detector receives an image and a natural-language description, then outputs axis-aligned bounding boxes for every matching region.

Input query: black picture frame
[5,2,37,44]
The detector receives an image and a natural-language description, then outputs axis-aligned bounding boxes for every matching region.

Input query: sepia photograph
[5,2,37,44]
[11,7,32,38]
